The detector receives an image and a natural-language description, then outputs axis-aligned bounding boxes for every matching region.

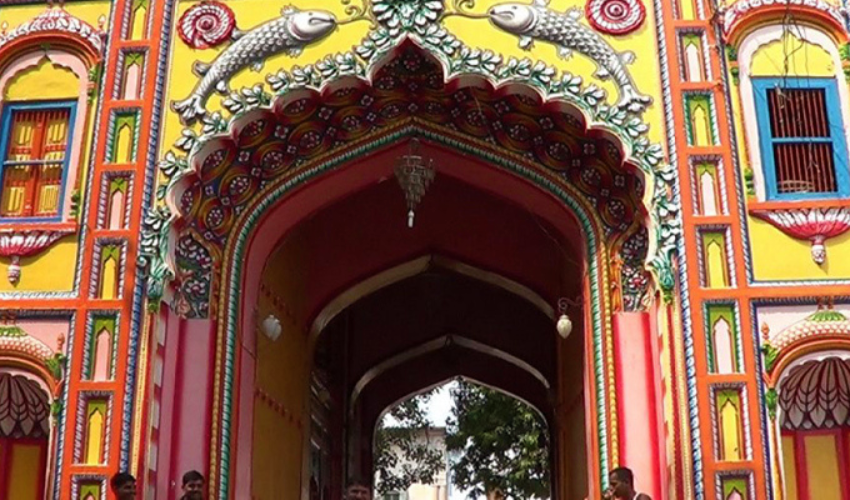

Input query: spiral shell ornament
[178,1,236,49]
[586,0,646,35]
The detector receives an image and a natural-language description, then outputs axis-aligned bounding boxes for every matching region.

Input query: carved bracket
[0,229,75,284]
[751,207,850,265]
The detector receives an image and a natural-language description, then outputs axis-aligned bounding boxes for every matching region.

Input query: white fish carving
[488,0,651,112]
[173,6,337,124]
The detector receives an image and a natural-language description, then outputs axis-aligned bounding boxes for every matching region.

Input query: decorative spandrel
[142,0,680,318]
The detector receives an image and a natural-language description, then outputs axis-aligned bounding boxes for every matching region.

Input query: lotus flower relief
[0,230,75,284]
[751,208,850,265]
[372,0,444,37]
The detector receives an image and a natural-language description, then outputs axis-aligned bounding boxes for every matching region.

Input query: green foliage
[445,381,550,499]
[374,389,445,495]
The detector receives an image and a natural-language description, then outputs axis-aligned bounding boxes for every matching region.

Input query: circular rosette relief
[586,0,646,36]
[178,1,237,49]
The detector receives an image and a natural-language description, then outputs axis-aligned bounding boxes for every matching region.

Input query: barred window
[754,78,849,200]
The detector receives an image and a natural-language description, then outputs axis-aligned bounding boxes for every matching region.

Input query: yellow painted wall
[0,62,80,293]
[0,238,78,291]
[7,443,43,499]
[731,32,850,281]
[252,230,312,499]
[749,34,833,77]
[0,2,110,294]
[4,59,79,100]
[159,0,667,177]
[0,2,110,32]
[803,434,842,499]
[750,218,850,280]
[781,435,798,500]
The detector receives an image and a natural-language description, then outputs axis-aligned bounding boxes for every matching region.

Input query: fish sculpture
[173,6,337,124]
[488,0,651,112]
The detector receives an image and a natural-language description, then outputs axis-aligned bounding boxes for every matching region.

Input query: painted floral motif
[173,234,213,319]
[178,1,236,49]
[586,0,646,35]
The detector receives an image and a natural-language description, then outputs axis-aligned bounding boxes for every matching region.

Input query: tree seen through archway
[374,379,550,499]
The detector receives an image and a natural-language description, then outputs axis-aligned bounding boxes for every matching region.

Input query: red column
[613,311,663,500]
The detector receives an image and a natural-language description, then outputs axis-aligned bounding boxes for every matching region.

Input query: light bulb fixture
[556,297,580,339]
[261,314,282,342]
[394,137,435,228]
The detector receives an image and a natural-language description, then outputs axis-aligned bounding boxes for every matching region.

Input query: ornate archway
[141,6,679,496]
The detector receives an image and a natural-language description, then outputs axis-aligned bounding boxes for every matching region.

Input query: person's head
[609,467,635,498]
[182,470,205,499]
[344,478,372,500]
[110,472,136,500]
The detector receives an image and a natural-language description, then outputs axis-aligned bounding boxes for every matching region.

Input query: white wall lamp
[261,314,283,342]
[556,297,580,339]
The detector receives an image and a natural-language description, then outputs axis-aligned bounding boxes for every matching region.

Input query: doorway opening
[372,379,553,500]
[247,149,590,500]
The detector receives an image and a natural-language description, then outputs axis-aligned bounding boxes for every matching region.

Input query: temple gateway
[0,0,849,498]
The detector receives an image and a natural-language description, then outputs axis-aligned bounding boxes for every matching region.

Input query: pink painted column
[613,311,663,500]
[158,315,216,500]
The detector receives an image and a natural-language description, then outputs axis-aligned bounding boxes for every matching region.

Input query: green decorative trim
[88,62,102,104]
[807,309,847,322]
[0,325,25,337]
[705,304,741,373]
[45,353,67,381]
[840,43,850,62]
[762,342,779,375]
[765,387,777,421]
[743,167,755,196]
[51,400,63,418]
[70,189,82,218]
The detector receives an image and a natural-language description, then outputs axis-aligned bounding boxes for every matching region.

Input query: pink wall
[613,312,662,500]
[15,318,70,355]
[157,313,216,499]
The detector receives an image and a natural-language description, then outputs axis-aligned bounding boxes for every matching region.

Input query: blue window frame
[0,100,77,222]
[753,77,849,200]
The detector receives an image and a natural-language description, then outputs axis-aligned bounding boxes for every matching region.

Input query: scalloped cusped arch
[149,41,678,318]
